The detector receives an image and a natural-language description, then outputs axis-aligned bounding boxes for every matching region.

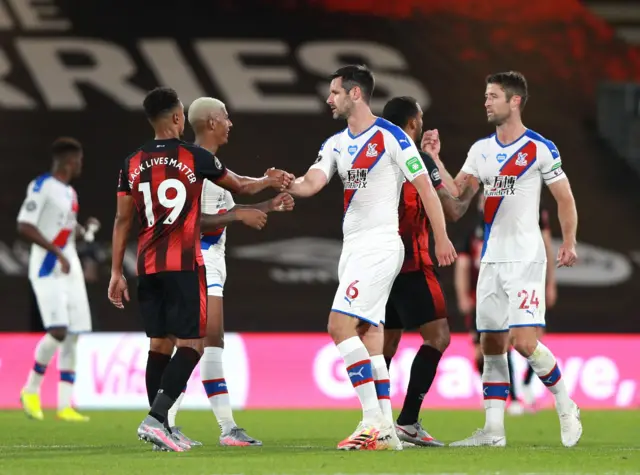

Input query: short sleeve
[117,156,131,196]
[538,141,565,185]
[461,141,481,178]
[224,190,236,210]
[390,131,428,182]
[309,135,337,181]
[17,179,48,226]
[191,145,227,182]
[420,151,443,190]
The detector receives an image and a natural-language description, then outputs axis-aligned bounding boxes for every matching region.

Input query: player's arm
[542,146,577,268]
[287,136,337,198]
[217,168,293,195]
[548,178,577,267]
[541,211,557,307]
[16,183,71,272]
[111,195,134,276]
[422,151,474,221]
[398,146,456,266]
[201,192,293,232]
[287,169,328,197]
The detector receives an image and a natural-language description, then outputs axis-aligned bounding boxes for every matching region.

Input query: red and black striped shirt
[398,151,444,273]
[117,138,227,275]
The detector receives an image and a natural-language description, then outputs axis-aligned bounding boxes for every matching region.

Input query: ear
[511,95,522,109]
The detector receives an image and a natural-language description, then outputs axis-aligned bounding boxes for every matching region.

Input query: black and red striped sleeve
[186,144,227,182]
[117,154,133,196]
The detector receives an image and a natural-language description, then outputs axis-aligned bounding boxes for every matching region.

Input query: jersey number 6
[138,179,187,227]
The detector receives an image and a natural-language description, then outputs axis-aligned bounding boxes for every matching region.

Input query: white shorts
[476,261,546,332]
[203,248,226,297]
[30,270,92,333]
[331,240,403,326]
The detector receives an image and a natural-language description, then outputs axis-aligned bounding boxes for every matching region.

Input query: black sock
[523,364,535,385]
[384,356,392,371]
[396,345,442,426]
[149,347,201,424]
[146,351,171,407]
[507,350,518,401]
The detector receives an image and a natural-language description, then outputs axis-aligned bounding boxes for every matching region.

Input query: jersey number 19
[139,179,186,227]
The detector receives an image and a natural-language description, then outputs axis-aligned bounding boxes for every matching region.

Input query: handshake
[233,167,296,231]
[263,167,296,193]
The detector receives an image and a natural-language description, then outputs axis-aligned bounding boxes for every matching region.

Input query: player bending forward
[432,71,581,447]
[108,87,292,452]
[18,137,100,422]
[165,97,295,447]
[287,65,457,451]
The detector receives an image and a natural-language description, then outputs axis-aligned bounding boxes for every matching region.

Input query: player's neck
[51,168,71,184]
[495,121,527,146]
[153,126,180,141]
[346,107,376,137]
[194,137,220,154]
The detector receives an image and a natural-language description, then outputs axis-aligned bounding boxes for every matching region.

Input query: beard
[487,111,510,126]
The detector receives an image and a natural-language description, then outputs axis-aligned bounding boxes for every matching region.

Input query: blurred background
[0,0,639,411]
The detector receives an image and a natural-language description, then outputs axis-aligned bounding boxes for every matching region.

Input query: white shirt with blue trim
[17,173,79,279]
[311,117,427,244]
[200,178,236,255]
[461,129,566,263]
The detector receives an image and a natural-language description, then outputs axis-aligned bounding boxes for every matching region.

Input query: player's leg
[522,326,545,409]
[137,271,198,452]
[359,322,402,451]
[508,263,581,447]
[57,270,93,422]
[355,244,404,451]
[505,349,524,415]
[451,263,509,447]
[147,269,206,427]
[327,248,382,449]
[203,292,261,447]
[391,269,449,447]
[21,278,68,420]
[468,311,483,375]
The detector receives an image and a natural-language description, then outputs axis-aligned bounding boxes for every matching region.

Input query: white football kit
[461,129,566,332]
[311,118,428,326]
[17,174,92,333]
[200,178,236,297]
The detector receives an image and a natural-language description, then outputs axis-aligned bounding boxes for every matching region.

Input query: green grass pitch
[0,409,638,474]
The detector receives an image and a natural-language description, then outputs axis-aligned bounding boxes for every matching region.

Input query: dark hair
[486,71,528,111]
[330,65,375,103]
[51,137,82,160]
[382,96,420,129]
[143,87,181,121]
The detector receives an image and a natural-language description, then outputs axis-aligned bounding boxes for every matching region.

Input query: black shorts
[385,268,448,331]
[137,266,208,339]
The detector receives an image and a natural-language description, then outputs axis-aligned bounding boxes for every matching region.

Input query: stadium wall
[0,332,637,410]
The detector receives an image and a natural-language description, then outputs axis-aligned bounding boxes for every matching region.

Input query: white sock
[24,333,61,394]
[337,337,382,425]
[57,334,78,409]
[526,342,573,414]
[167,389,186,428]
[201,347,236,434]
[370,354,393,424]
[482,354,510,434]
